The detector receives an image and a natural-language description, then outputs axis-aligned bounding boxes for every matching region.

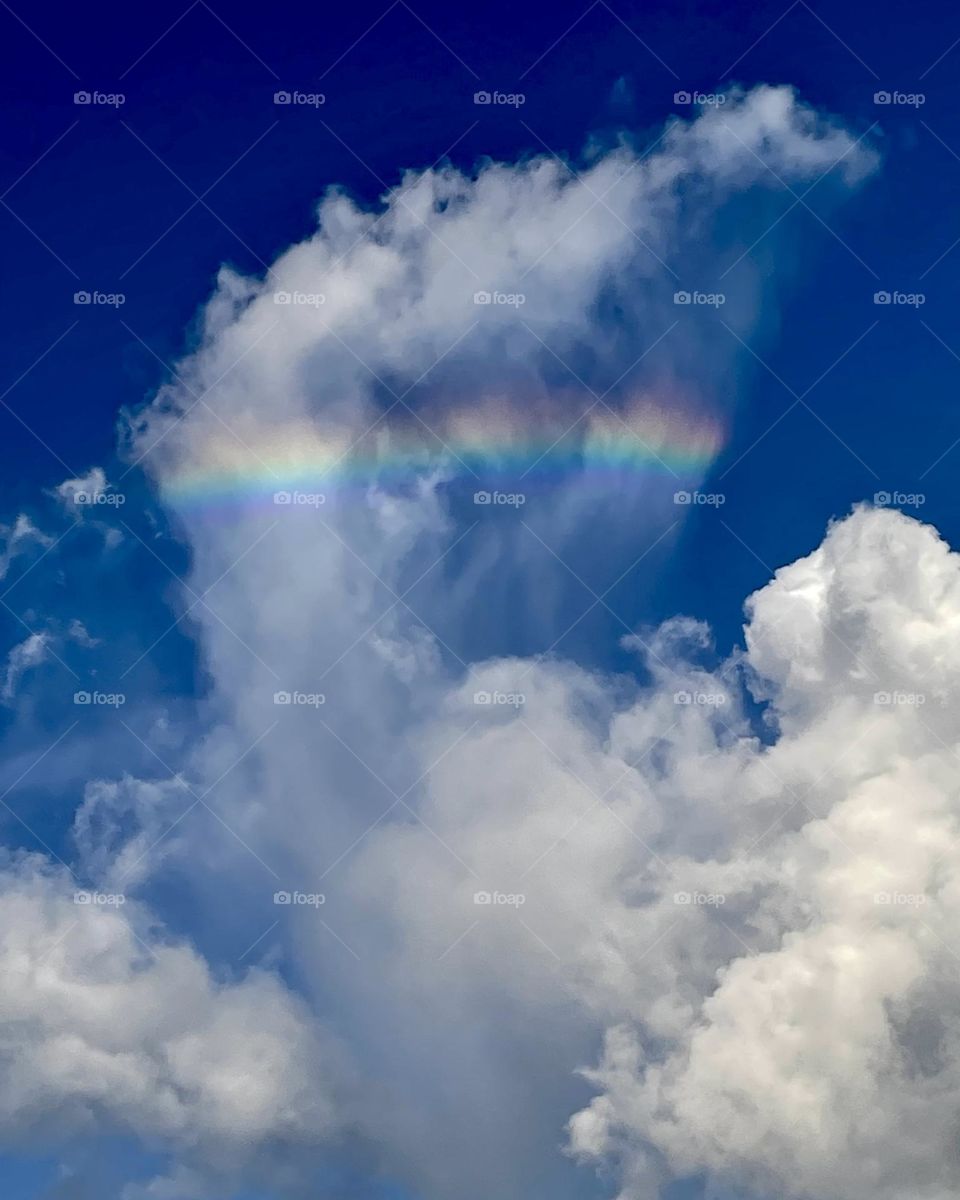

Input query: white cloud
[54,467,108,505]
[127,85,876,494]
[0,513,52,581]
[568,507,960,1200]
[1,632,48,703]
[0,855,339,1171]
[9,86,908,1200]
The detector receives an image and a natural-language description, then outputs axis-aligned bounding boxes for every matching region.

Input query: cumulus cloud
[0,855,338,1170]
[1,85,908,1200]
[569,507,960,1200]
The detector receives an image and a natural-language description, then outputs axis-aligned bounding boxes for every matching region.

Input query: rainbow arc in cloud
[161,396,725,512]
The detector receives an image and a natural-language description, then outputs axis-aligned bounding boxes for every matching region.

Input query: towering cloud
[0,86,911,1200]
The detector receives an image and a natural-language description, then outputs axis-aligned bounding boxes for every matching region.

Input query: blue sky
[3,0,960,644]
[1,2,960,1199]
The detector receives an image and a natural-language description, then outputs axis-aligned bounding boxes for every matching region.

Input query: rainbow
[160,399,724,514]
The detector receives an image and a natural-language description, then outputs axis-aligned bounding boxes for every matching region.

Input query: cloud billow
[2,86,929,1200]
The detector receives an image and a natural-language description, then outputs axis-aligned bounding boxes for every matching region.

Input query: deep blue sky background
[2,0,958,656]
[0,0,958,1195]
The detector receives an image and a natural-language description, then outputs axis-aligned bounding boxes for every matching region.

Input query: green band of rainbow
[161,403,724,512]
